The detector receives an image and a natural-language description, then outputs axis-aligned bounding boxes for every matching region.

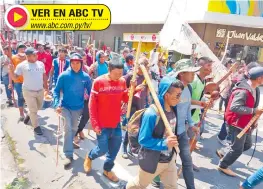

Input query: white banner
[123,33,159,42]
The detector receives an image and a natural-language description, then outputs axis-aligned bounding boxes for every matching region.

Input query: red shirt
[37,51,52,75]
[89,75,128,130]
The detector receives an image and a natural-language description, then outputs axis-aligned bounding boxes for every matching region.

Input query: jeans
[219,126,252,169]
[14,83,24,107]
[62,108,83,158]
[218,121,228,140]
[2,75,12,100]
[76,100,89,136]
[242,167,263,189]
[178,132,195,189]
[88,124,122,172]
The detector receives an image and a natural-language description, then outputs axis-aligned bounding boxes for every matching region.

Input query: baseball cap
[248,67,263,80]
[70,53,82,62]
[246,62,260,71]
[173,59,200,77]
[17,43,26,50]
[25,47,37,55]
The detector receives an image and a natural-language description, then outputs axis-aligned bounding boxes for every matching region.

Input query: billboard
[208,0,263,17]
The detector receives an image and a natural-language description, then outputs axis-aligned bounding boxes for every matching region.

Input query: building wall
[191,23,263,53]
[208,0,263,17]
[74,24,163,50]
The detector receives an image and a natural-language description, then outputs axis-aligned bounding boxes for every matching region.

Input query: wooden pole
[126,41,142,119]
[237,113,262,139]
[139,64,180,154]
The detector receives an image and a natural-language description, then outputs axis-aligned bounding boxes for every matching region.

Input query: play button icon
[4,5,29,30]
[14,12,23,22]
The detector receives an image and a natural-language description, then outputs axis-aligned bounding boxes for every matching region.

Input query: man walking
[168,59,200,189]
[218,67,263,176]
[9,47,48,135]
[53,53,91,167]
[125,77,184,189]
[9,43,27,121]
[37,41,52,77]
[49,48,70,87]
[1,45,13,106]
[83,53,128,182]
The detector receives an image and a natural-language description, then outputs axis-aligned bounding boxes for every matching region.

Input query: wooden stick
[139,64,180,154]
[6,25,17,108]
[56,116,60,166]
[92,40,96,65]
[56,114,65,166]
[126,41,142,119]
[237,113,262,139]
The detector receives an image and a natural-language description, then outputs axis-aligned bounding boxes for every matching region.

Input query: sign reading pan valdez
[4,4,111,31]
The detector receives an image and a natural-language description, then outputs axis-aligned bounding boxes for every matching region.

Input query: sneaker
[218,166,236,177]
[122,152,128,159]
[151,180,161,188]
[63,157,73,168]
[34,126,43,135]
[83,156,92,173]
[217,136,229,146]
[103,170,119,183]
[23,115,30,125]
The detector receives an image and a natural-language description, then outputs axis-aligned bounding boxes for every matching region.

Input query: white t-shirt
[15,60,45,91]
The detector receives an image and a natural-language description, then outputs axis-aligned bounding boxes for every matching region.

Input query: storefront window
[226,44,260,63]
[23,31,27,41]
[45,31,52,43]
[27,31,32,42]
[39,31,44,41]
[79,34,91,48]
[32,31,37,41]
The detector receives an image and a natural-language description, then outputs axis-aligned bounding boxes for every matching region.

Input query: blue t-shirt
[176,86,195,135]
[97,63,108,76]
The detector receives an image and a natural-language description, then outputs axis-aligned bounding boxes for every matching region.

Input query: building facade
[74,24,163,53]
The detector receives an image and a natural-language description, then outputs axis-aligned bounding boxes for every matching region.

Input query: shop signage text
[216,29,263,42]
[123,33,159,42]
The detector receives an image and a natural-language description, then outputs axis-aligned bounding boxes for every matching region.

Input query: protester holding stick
[218,67,263,177]
[122,57,150,159]
[165,59,200,189]
[53,53,91,167]
[125,77,183,189]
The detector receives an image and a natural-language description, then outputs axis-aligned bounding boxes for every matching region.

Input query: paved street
[1,85,263,189]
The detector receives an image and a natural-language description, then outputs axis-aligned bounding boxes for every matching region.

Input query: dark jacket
[225,80,260,130]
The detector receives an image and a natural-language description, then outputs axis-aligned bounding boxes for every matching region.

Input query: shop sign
[216,28,263,42]
[123,33,159,42]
